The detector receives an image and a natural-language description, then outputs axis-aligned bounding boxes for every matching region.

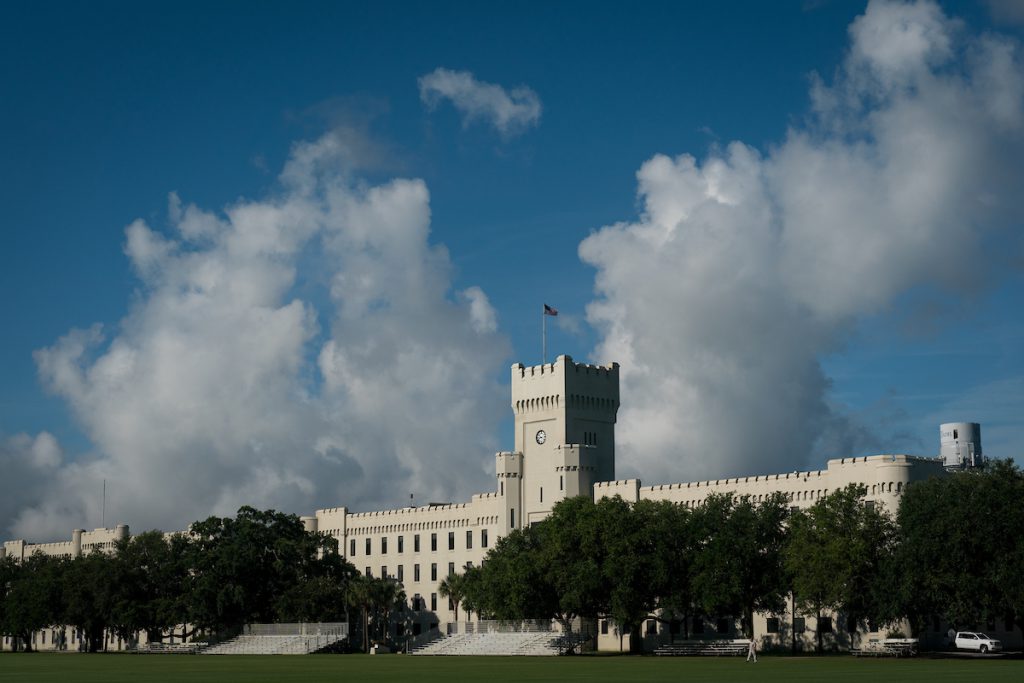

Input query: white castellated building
[3,354,986,652]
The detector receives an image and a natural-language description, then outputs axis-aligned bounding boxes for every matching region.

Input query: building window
[413,593,421,611]
[381,537,388,554]
[449,596,455,610]
[398,536,404,553]
[818,617,833,633]
[397,565,404,582]
[793,617,806,634]
[431,533,437,552]
[646,620,657,635]
[414,564,420,582]
[414,534,420,553]
[766,617,780,634]
[381,565,387,579]
[482,529,488,548]
[511,508,516,528]
[431,563,437,581]
[466,530,473,550]
[540,487,544,503]
[365,538,371,555]
[601,620,609,635]
[500,481,504,495]
[448,531,455,550]
[560,475,563,491]
[365,566,371,577]
[431,593,437,611]
[350,539,356,556]
[448,561,455,576]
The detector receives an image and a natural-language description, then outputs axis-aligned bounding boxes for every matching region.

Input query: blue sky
[1,1,1022,538]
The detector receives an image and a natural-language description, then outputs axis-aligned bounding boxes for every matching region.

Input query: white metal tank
[940,422,983,469]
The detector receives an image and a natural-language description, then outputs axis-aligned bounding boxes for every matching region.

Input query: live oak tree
[784,484,896,651]
[690,492,789,639]
[185,506,351,637]
[1,554,65,652]
[894,460,1024,637]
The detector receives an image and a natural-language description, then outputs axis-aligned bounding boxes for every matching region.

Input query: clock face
[535,429,547,445]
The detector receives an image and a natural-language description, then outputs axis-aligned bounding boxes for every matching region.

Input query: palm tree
[371,577,406,646]
[438,572,466,624]
[345,575,373,652]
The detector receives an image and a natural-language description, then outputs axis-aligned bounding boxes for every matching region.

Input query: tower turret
[510,355,619,525]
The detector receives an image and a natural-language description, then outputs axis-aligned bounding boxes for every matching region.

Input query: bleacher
[200,623,349,655]
[201,633,345,655]
[850,638,918,657]
[134,642,208,654]
[412,631,569,656]
[654,639,750,656]
[411,622,590,656]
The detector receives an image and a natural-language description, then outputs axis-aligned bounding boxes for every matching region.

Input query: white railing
[245,622,347,637]
[447,619,559,635]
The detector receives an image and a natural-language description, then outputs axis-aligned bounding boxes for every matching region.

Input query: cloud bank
[419,67,542,136]
[6,129,510,540]
[581,0,1024,483]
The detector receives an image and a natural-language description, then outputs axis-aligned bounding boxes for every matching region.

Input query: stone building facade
[5,354,1008,652]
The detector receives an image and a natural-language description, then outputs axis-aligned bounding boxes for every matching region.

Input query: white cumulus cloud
[581,0,1024,485]
[419,67,541,136]
[6,128,510,541]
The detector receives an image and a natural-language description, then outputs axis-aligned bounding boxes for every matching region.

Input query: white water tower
[940,422,983,469]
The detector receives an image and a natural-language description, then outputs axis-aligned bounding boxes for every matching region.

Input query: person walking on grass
[746,638,757,662]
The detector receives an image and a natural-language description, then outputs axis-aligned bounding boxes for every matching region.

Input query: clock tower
[508,355,619,525]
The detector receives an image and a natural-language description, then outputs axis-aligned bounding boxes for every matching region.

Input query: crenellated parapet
[511,355,620,417]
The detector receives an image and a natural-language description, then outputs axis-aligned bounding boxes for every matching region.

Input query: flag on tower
[543,303,558,316]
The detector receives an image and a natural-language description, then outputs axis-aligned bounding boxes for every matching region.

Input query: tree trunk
[816,608,822,654]
[629,623,643,654]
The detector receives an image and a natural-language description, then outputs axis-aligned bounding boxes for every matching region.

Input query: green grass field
[1,653,1021,683]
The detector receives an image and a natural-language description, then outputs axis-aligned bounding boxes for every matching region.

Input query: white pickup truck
[954,632,1001,653]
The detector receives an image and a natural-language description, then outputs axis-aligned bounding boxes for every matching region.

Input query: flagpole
[542,305,546,365]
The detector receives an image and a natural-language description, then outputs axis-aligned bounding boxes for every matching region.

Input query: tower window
[540,487,543,503]
[560,475,563,491]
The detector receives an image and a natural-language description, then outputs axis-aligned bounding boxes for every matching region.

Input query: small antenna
[102,479,106,528]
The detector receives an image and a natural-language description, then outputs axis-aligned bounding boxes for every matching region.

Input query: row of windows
[669,482,909,511]
[599,615,836,637]
[349,529,488,557]
[363,560,474,584]
[348,515,498,535]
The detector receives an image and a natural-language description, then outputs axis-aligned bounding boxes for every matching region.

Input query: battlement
[594,479,641,489]
[315,506,348,515]
[512,355,619,381]
[347,502,472,520]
